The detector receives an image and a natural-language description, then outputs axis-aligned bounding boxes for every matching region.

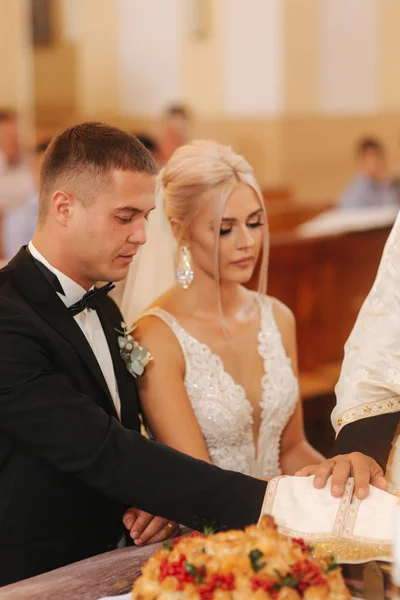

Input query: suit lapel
[9,249,119,419]
[96,302,140,429]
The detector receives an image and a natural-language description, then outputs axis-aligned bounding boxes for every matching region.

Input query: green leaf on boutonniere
[116,322,152,378]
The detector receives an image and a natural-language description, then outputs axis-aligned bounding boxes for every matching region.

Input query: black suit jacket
[0,249,267,585]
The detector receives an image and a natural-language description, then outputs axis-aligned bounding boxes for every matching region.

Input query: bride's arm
[134,316,212,463]
[271,298,325,474]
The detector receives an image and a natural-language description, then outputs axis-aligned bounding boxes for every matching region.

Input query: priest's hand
[295,452,387,499]
[123,507,180,545]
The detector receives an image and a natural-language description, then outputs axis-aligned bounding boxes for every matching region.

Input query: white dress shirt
[28,242,121,419]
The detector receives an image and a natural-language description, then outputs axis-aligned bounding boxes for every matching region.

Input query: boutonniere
[116,322,153,377]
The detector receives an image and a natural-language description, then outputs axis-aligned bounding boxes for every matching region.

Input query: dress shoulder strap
[138,307,191,362]
[139,307,180,331]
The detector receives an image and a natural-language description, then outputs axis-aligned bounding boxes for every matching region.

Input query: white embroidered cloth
[261,475,398,563]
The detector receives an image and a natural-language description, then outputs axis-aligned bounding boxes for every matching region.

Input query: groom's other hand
[296,452,387,499]
[123,508,180,546]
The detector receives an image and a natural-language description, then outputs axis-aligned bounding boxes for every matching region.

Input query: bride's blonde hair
[159,140,269,296]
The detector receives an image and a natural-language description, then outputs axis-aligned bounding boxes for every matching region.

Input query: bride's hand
[295,452,388,499]
[123,507,180,545]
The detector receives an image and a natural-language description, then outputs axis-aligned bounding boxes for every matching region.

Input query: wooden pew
[266,203,332,233]
[267,227,390,377]
[262,185,293,204]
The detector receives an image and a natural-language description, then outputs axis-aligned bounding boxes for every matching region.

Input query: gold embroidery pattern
[259,475,280,522]
[335,398,400,433]
[277,526,392,564]
[333,478,354,537]
[342,496,360,538]
[311,538,392,564]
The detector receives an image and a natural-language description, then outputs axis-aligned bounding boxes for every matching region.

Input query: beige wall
[76,0,119,118]
[82,110,400,203]
[380,0,400,111]
[188,113,400,200]
[183,0,223,115]
[30,0,400,200]
[284,0,320,114]
[0,0,33,135]
[34,44,77,126]
[282,113,400,201]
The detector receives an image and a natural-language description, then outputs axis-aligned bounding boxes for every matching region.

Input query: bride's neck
[181,273,250,319]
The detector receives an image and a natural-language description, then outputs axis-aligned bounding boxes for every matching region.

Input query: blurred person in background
[157,104,192,165]
[3,139,51,260]
[0,110,35,214]
[135,133,161,168]
[338,137,399,210]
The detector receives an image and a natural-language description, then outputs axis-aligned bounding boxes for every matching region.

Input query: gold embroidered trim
[312,538,392,564]
[333,478,354,537]
[277,526,392,564]
[342,496,360,538]
[277,526,336,541]
[335,398,400,433]
[259,476,279,522]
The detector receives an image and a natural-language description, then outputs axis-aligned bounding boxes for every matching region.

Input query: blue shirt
[3,193,38,259]
[338,174,399,210]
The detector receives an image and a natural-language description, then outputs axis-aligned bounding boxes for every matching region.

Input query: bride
[119,139,388,544]
[121,139,326,478]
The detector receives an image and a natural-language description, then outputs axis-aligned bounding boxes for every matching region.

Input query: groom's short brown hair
[38,122,157,223]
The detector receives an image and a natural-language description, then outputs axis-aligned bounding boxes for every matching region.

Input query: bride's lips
[231,257,254,267]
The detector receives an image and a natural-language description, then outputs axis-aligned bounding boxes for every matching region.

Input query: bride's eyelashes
[219,219,265,236]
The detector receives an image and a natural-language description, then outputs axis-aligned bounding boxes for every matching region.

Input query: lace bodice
[143,295,299,478]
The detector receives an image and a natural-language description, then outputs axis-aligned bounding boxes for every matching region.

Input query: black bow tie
[68,282,115,316]
[29,250,115,316]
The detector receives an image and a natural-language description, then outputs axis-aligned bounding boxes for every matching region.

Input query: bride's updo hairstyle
[158,140,269,295]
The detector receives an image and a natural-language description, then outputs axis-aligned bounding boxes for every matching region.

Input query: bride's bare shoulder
[258,293,296,348]
[269,296,295,330]
[134,290,186,367]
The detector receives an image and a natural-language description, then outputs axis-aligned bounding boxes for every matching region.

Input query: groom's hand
[123,507,180,546]
[295,452,387,499]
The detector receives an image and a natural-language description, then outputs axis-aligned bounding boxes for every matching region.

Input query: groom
[0,123,384,586]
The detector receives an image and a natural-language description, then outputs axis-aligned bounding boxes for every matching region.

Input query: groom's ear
[52,190,73,225]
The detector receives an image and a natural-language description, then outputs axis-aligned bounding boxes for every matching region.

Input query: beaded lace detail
[142,295,298,478]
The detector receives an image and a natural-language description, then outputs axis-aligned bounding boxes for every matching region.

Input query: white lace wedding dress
[142,294,299,478]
